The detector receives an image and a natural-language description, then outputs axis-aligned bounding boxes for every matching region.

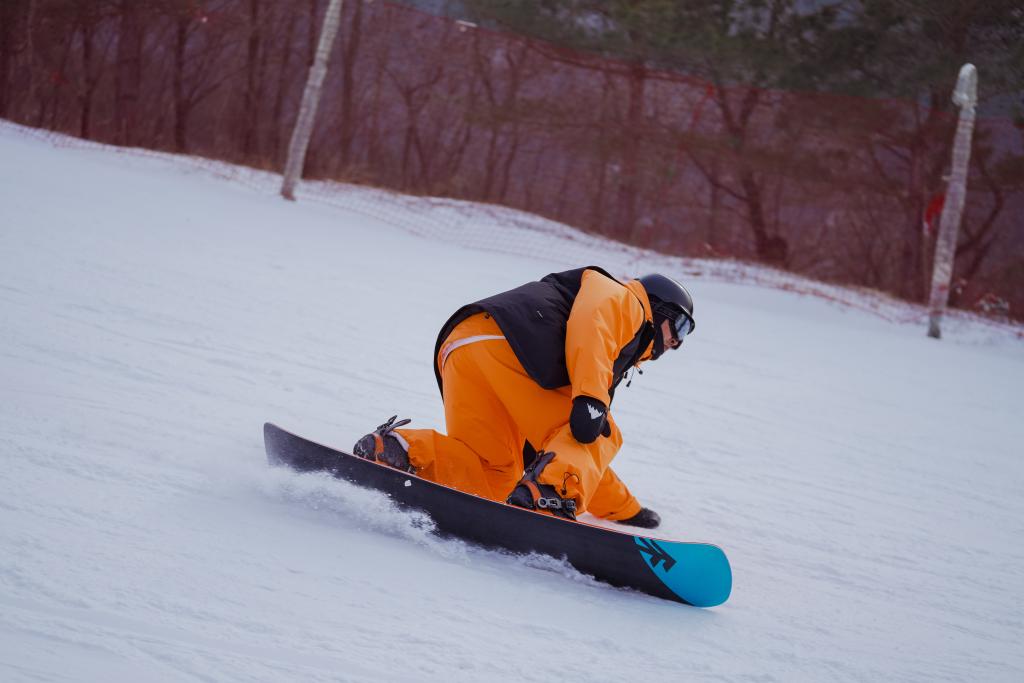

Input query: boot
[506,451,577,521]
[352,415,414,473]
[618,507,661,529]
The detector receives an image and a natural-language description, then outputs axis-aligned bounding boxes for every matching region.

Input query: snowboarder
[353,267,695,529]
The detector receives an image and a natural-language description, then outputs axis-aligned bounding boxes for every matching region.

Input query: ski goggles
[652,301,694,347]
[672,314,694,342]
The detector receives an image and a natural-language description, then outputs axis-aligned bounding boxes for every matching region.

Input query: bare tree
[167,0,238,153]
[336,0,364,169]
[0,0,25,118]
[269,5,299,165]
[113,0,144,145]
[241,0,266,159]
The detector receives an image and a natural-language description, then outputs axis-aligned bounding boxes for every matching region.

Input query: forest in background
[1,0,1021,318]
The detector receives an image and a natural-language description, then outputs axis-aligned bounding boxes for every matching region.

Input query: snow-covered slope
[1,122,1022,682]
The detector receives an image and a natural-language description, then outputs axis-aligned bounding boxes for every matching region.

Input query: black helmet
[639,273,696,334]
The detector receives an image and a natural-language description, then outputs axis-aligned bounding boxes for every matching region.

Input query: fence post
[926,63,977,339]
[281,0,344,201]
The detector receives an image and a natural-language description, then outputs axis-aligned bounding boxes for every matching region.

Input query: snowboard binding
[506,451,578,520]
[353,415,414,473]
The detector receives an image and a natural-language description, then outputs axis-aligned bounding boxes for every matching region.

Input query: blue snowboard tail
[633,537,732,607]
[264,423,732,607]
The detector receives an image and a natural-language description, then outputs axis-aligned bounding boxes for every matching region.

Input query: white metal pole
[927,63,978,339]
[280,0,344,201]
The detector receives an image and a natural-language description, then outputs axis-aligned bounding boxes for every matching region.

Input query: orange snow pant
[397,312,641,521]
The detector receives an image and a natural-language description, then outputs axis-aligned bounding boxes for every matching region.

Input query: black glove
[569,395,611,444]
[619,507,661,529]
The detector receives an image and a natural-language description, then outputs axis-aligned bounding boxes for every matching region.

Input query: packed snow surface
[1,122,1022,682]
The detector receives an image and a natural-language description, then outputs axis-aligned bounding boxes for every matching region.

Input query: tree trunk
[173,14,188,152]
[243,0,263,159]
[0,0,16,118]
[619,63,645,243]
[78,15,95,139]
[45,37,74,131]
[902,127,926,300]
[707,155,721,252]
[588,74,616,234]
[307,0,318,67]
[114,0,142,146]
[25,0,37,122]
[270,8,298,166]
[365,18,392,176]
[338,0,363,168]
[497,126,521,203]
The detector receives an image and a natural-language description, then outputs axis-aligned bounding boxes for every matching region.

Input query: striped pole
[927,64,978,339]
[281,0,344,201]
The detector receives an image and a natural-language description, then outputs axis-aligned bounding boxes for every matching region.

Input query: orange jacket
[433,267,655,403]
[566,269,655,406]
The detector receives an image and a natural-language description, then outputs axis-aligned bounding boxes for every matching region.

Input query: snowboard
[264,422,732,607]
